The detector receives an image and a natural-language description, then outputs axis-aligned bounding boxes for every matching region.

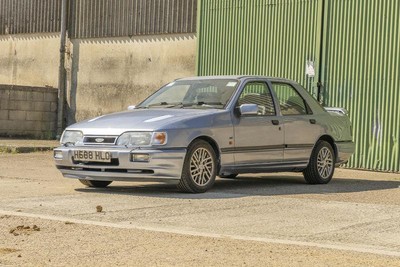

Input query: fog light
[131,153,150,162]
[54,150,63,159]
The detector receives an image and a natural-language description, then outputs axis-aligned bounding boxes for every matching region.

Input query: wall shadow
[75,33,196,45]
[0,32,59,42]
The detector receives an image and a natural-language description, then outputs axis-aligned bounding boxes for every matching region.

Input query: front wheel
[79,179,112,188]
[177,140,217,193]
[303,141,335,184]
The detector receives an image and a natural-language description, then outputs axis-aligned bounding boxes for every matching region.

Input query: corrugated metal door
[197,0,322,95]
[197,0,400,172]
[322,0,400,172]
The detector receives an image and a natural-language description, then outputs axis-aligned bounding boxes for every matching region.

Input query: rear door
[270,82,323,163]
[232,81,284,167]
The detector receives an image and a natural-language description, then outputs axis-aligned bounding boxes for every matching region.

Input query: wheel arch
[317,135,338,160]
[189,135,221,171]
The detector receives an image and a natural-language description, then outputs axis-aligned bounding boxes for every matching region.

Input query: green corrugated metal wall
[197,0,400,172]
[197,0,321,95]
[323,0,400,172]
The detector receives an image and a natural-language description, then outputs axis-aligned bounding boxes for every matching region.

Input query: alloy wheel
[189,147,214,186]
[317,147,333,179]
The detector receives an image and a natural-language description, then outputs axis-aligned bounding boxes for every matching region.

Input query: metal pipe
[317,0,326,104]
[57,0,68,138]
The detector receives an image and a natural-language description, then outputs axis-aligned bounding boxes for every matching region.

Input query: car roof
[177,75,296,83]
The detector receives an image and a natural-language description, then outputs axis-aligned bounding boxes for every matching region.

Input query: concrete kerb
[0,139,59,154]
[0,145,55,154]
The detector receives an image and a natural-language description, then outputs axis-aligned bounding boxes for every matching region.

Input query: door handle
[310,119,316,124]
[272,120,280,125]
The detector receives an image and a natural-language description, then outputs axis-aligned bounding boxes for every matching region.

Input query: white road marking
[1,209,399,258]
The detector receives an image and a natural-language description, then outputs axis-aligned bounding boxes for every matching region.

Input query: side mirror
[239,104,258,116]
[127,105,136,110]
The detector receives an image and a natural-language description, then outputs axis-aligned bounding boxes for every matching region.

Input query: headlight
[117,132,152,146]
[61,130,83,145]
[117,132,167,146]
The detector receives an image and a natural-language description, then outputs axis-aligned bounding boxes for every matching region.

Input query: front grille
[57,166,154,174]
[83,136,117,145]
[72,158,120,166]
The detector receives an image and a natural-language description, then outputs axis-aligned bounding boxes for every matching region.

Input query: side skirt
[220,161,309,175]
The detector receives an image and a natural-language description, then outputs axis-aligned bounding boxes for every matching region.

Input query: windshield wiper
[182,102,224,108]
[147,102,183,108]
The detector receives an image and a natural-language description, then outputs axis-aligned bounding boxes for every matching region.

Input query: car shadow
[74,174,400,200]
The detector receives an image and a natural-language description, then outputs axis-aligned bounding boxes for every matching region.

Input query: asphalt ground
[0,152,399,266]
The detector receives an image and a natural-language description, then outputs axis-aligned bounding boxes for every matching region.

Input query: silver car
[54,76,354,193]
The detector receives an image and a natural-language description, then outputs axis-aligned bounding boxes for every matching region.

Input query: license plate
[73,150,112,163]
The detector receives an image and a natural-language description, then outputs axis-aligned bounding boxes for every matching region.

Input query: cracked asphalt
[0,152,400,266]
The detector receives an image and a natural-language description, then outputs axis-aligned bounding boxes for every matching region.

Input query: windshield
[137,79,240,109]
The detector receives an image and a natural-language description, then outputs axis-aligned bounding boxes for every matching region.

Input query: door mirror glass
[127,105,136,110]
[239,104,258,116]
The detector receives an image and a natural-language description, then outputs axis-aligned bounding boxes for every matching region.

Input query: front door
[233,81,284,168]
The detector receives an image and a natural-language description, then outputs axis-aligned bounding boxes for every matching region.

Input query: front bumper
[54,146,186,183]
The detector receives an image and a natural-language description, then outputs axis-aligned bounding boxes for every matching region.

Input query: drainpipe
[57,0,68,138]
[317,0,326,104]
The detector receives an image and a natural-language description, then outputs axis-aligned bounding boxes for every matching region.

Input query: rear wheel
[177,140,217,193]
[303,141,335,184]
[79,179,112,188]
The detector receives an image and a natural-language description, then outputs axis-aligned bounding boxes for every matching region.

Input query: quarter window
[238,82,275,116]
[271,83,308,115]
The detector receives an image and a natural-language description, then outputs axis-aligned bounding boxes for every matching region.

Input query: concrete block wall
[0,85,58,139]
[0,33,197,127]
[67,34,197,124]
[0,34,59,88]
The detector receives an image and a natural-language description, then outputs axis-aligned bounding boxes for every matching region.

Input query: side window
[271,83,308,115]
[238,82,276,116]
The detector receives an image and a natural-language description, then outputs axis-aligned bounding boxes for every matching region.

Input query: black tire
[177,140,217,193]
[219,173,238,179]
[79,179,112,188]
[303,140,335,184]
